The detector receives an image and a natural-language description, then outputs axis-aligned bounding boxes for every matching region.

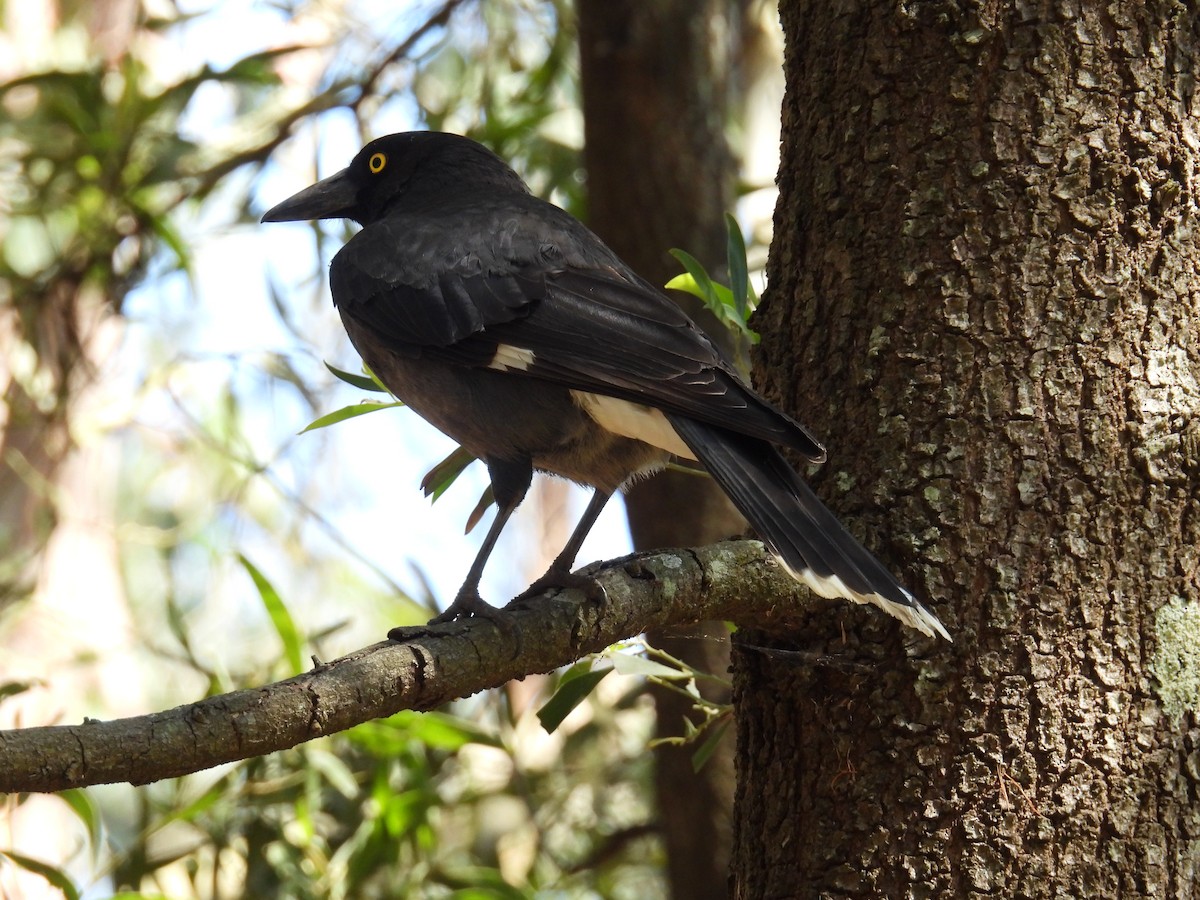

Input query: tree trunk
[0,280,80,603]
[577,2,748,896]
[0,0,138,608]
[731,1,1200,896]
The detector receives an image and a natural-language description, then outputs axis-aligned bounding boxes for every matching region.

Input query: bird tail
[667,416,951,641]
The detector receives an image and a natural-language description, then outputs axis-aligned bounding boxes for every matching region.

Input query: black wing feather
[331,242,824,460]
[467,271,824,459]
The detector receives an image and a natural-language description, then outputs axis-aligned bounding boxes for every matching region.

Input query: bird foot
[385,591,502,640]
[428,589,505,625]
[387,590,520,647]
[509,565,607,609]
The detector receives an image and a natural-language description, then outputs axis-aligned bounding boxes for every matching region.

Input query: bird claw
[386,623,436,642]
[428,590,502,625]
[509,566,607,609]
[398,590,522,648]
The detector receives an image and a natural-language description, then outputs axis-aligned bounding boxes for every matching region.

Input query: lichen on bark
[1152,596,1200,721]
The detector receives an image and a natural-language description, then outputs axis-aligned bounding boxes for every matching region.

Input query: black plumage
[262,131,950,640]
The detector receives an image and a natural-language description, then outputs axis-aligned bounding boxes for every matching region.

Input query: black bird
[262,132,950,640]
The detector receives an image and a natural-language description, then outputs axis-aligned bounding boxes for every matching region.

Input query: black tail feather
[668,415,950,640]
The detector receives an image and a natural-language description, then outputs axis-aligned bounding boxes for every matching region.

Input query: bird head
[261,132,529,227]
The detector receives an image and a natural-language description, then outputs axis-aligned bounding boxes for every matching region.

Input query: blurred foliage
[4,642,667,899]
[88,651,665,899]
[0,46,294,293]
[0,0,756,896]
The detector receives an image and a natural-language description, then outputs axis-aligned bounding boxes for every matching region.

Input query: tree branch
[0,541,830,793]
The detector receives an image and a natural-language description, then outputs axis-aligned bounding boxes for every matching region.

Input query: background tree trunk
[732,0,1200,896]
[0,0,138,609]
[577,1,752,895]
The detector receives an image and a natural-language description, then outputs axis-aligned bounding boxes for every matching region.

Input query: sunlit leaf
[610,653,687,679]
[239,555,303,674]
[666,249,760,345]
[325,361,390,393]
[420,446,477,499]
[463,485,495,534]
[299,400,403,434]
[667,248,723,310]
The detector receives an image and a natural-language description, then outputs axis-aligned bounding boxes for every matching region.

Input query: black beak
[261,168,357,223]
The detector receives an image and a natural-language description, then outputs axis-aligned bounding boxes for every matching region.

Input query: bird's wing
[330,225,537,353]
[332,236,824,460]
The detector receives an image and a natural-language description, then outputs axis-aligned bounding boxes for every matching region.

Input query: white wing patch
[571,391,696,460]
[488,344,536,371]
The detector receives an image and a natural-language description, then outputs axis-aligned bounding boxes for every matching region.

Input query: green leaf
[137,201,191,270]
[667,249,723,310]
[58,789,101,851]
[420,447,478,500]
[463,485,495,534]
[691,720,731,773]
[664,272,710,303]
[239,555,303,674]
[346,710,499,755]
[610,653,688,679]
[218,45,307,85]
[397,710,500,750]
[299,400,403,434]
[0,851,80,900]
[536,668,610,733]
[667,238,760,346]
[307,747,360,798]
[443,878,528,899]
[0,680,38,704]
[158,770,246,829]
[325,361,390,393]
[417,446,494,532]
[725,212,751,317]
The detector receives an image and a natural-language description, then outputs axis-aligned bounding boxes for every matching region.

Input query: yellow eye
[368,152,387,174]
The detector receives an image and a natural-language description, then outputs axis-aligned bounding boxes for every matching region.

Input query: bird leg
[511,488,612,606]
[428,456,532,625]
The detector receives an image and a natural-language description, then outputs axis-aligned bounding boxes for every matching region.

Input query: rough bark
[577,3,745,895]
[730,1,1200,897]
